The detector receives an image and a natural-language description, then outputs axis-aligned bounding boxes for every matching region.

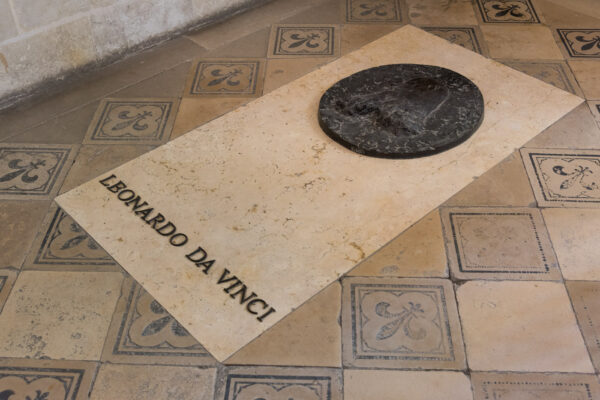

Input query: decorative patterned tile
[186,59,264,96]
[423,26,485,54]
[504,60,582,96]
[341,277,466,370]
[471,372,600,400]
[217,366,342,400]
[0,144,76,200]
[23,204,118,271]
[83,98,180,144]
[475,0,540,23]
[567,281,600,373]
[101,277,216,366]
[345,0,402,23]
[269,25,339,57]
[521,148,600,208]
[440,207,561,280]
[557,29,600,58]
[0,268,17,313]
[0,358,96,400]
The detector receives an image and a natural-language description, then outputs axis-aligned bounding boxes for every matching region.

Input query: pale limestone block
[12,0,90,31]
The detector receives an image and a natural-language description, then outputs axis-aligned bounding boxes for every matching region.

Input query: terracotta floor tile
[90,364,216,400]
[344,0,405,24]
[474,0,541,23]
[101,277,216,366]
[0,201,49,268]
[348,210,448,278]
[457,280,593,372]
[422,26,487,55]
[341,277,466,370]
[344,370,473,400]
[23,203,119,272]
[0,358,97,400]
[471,371,600,400]
[340,24,398,55]
[569,60,600,99]
[502,59,584,96]
[216,366,342,400]
[567,281,600,373]
[82,98,180,145]
[481,25,563,60]
[525,103,600,149]
[60,144,155,194]
[183,58,265,98]
[264,57,337,93]
[521,148,600,208]
[0,144,78,200]
[407,0,477,25]
[203,28,271,58]
[543,208,600,280]
[171,97,254,139]
[226,281,341,367]
[444,152,535,207]
[0,268,17,312]
[440,207,561,281]
[0,270,122,360]
[268,24,341,58]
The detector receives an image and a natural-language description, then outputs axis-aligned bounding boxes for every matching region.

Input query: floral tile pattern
[187,60,263,96]
[557,29,600,58]
[440,207,561,280]
[84,98,179,144]
[345,0,402,23]
[218,366,342,400]
[504,60,582,95]
[101,278,215,365]
[423,27,485,54]
[23,205,118,271]
[521,148,600,208]
[341,277,466,370]
[269,25,338,57]
[0,144,75,200]
[475,0,540,23]
[0,358,96,400]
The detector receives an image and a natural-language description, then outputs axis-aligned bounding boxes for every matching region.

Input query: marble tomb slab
[56,25,583,362]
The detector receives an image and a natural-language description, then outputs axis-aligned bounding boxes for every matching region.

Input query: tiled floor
[0,0,600,398]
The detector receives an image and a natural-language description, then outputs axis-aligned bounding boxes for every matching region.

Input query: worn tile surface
[340,24,398,54]
[0,358,97,400]
[481,25,563,59]
[440,207,560,280]
[56,25,582,361]
[344,370,473,400]
[345,0,403,23]
[0,271,122,360]
[90,364,216,400]
[557,29,600,58]
[471,372,600,400]
[406,0,477,25]
[264,57,337,94]
[475,0,540,23]
[0,268,17,313]
[268,24,340,57]
[185,59,265,97]
[503,60,583,96]
[569,60,600,99]
[567,281,600,373]
[342,277,465,370]
[457,280,593,372]
[590,101,600,130]
[521,148,600,208]
[423,26,486,54]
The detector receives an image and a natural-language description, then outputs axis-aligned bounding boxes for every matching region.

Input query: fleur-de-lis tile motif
[342,277,466,369]
[102,278,214,365]
[522,149,600,207]
[190,61,261,95]
[0,147,71,198]
[346,0,402,22]
[273,26,336,56]
[505,61,579,94]
[30,207,115,268]
[223,373,336,400]
[558,29,600,58]
[424,27,484,54]
[85,99,177,143]
[476,0,540,23]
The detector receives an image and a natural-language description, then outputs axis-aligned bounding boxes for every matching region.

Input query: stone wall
[0,0,263,106]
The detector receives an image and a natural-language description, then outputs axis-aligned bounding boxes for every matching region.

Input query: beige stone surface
[0,201,49,268]
[90,364,216,400]
[0,0,17,42]
[344,370,473,400]
[56,26,582,361]
[264,57,337,93]
[406,0,478,25]
[227,281,341,366]
[457,281,593,372]
[567,281,600,373]
[340,24,398,55]
[590,101,600,131]
[481,25,563,60]
[543,208,600,280]
[569,61,600,99]
[0,271,122,360]
[348,210,448,277]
